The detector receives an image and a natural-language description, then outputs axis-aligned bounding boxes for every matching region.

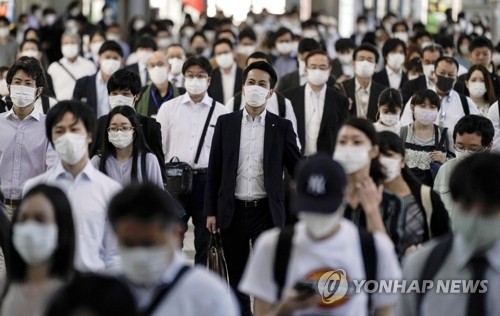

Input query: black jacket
[372,68,408,89]
[342,78,387,122]
[207,67,243,104]
[73,74,98,114]
[400,75,428,105]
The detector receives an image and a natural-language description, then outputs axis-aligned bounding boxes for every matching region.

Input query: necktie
[467,255,488,316]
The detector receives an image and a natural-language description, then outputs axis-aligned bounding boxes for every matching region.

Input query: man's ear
[36,87,43,97]
[267,88,274,98]
[370,145,380,159]
[206,76,211,86]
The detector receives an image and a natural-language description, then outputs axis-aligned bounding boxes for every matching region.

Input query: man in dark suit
[341,43,387,122]
[124,36,157,87]
[283,50,349,156]
[205,61,301,316]
[373,38,408,89]
[207,38,242,104]
[73,40,123,117]
[331,38,355,83]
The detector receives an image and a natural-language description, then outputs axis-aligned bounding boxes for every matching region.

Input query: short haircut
[216,29,236,41]
[452,114,494,146]
[61,31,81,45]
[190,31,206,45]
[391,21,409,33]
[450,153,500,214]
[274,27,292,41]
[182,55,212,76]
[414,30,432,42]
[98,40,123,57]
[305,49,331,67]
[407,57,423,73]
[378,88,403,113]
[108,183,180,229]
[107,69,141,96]
[238,27,256,42]
[382,38,406,61]
[356,16,367,23]
[20,39,41,52]
[334,38,355,52]
[457,33,472,51]
[242,60,278,89]
[6,56,46,89]
[246,51,272,65]
[422,44,444,57]
[213,38,233,52]
[134,35,157,51]
[298,38,321,54]
[45,100,96,144]
[0,16,10,25]
[469,36,494,53]
[434,35,454,50]
[434,56,459,72]
[353,43,380,63]
[411,89,441,110]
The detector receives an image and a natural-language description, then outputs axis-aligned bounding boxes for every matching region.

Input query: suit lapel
[230,111,243,161]
[264,113,276,170]
[295,87,306,153]
[367,83,379,121]
[318,88,332,135]
[233,67,243,94]
[91,75,98,114]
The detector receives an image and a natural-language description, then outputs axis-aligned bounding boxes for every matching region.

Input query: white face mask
[168,58,184,75]
[414,107,438,125]
[243,85,269,108]
[157,37,172,49]
[215,52,234,69]
[61,43,79,59]
[148,66,169,85]
[276,42,293,55]
[0,79,8,96]
[53,132,88,165]
[100,58,121,76]
[21,49,39,58]
[13,220,58,265]
[136,50,153,65]
[422,64,435,79]
[355,60,376,78]
[307,69,330,86]
[337,53,353,65]
[454,148,476,160]
[236,44,256,56]
[0,27,9,38]
[379,156,402,183]
[333,145,371,174]
[10,85,38,108]
[106,33,120,42]
[379,113,400,127]
[108,130,134,149]
[184,78,208,95]
[109,95,135,108]
[386,53,405,70]
[393,32,408,43]
[90,41,104,56]
[453,209,500,254]
[298,208,344,239]
[468,82,487,98]
[120,245,172,287]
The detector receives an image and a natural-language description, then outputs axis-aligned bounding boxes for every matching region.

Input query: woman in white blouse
[91,105,163,188]
[464,64,497,117]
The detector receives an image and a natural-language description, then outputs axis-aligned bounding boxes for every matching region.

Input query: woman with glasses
[90,105,163,187]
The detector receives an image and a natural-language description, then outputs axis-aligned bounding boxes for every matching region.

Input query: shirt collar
[220,63,236,76]
[160,251,187,284]
[242,107,266,126]
[180,92,213,107]
[54,160,94,182]
[355,77,371,92]
[455,234,500,273]
[6,104,43,121]
[386,65,402,76]
[305,82,327,97]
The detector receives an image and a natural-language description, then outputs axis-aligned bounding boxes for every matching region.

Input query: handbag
[207,232,229,287]
[429,126,448,180]
[164,100,216,195]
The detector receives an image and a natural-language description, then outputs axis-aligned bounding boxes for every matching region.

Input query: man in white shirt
[23,100,122,273]
[108,182,240,316]
[240,154,401,316]
[400,56,480,151]
[156,56,228,266]
[47,32,97,100]
[166,43,185,88]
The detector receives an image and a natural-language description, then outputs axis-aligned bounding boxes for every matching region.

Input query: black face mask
[194,46,205,55]
[435,75,455,92]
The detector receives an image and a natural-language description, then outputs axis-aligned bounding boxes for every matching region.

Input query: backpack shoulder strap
[358,228,377,314]
[273,225,295,301]
[233,92,242,112]
[417,234,453,315]
[420,185,433,237]
[459,93,469,115]
[400,125,408,142]
[41,95,50,113]
[276,92,286,118]
[141,152,147,182]
[56,61,77,81]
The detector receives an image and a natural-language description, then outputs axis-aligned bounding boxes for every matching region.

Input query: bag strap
[143,265,191,315]
[41,95,50,113]
[273,225,295,300]
[459,93,470,116]
[194,99,216,165]
[359,228,377,314]
[276,92,286,118]
[56,61,77,81]
[417,234,453,316]
[400,125,408,142]
[420,185,433,237]
[141,152,147,182]
[233,92,242,112]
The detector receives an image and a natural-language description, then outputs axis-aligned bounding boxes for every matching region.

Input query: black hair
[273,27,292,41]
[469,36,494,53]
[422,44,444,57]
[6,185,75,284]
[378,88,403,113]
[45,100,96,145]
[216,29,236,42]
[108,182,180,229]
[334,38,355,52]
[133,35,158,51]
[382,38,406,61]
[181,55,212,76]
[98,106,150,181]
[298,38,321,54]
[450,153,500,214]
[190,31,206,45]
[89,29,106,42]
[23,27,40,41]
[457,33,472,54]
[434,35,454,50]
[98,40,123,57]
[465,64,497,104]
[407,57,423,73]
[242,60,278,89]
[238,27,256,42]
[6,56,46,89]
[305,49,331,67]
[411,89,442,110]
[0,66,9,74]
[379,130,405,157]
[452,114,494,146]
[434,56,459,72]
[414,30,433,42]
[356,16,368,23]
[213,38,233,52]
[246,52,272,65]
[353,43,380,63]
[391,21,409,33]
[0,16,10,25]
[341,118,386,184]
[20,39,42,52]
[107,69,141,96]
[45,273,137,316]
[43,8,56,16]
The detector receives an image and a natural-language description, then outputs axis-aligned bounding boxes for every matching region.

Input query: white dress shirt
[157,93,228,169]
[168,73,184,88]
[304,83,326,156]
[400,90,479,153]
[487,101,500,153]
[23,161,122,273]
[95,71,110,117]
[221,64,237,104]
[355,78,372,119]
[386,65,403,89]
[139,61,149,87]
[235,108,267,201]
[299,66,307,86]
[47,56,97,101]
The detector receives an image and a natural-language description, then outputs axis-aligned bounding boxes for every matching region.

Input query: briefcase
[207,232,229,286]
[165,157,193,195]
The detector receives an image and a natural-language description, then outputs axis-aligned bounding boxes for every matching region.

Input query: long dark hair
[465,64,497,105]
[98,106,150,181]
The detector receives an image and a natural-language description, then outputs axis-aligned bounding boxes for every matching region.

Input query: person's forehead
[307,54,329,64]
[215,43,231,51]
[54,112,83,127]
[22,42,38,50]
[185,65,207,73]
[167,46,184,56]
[246,68,271,81]
[356,50,376,59]
[12,70,34,79]
[436,61,457,71]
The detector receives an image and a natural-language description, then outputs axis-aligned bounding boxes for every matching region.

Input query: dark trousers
[221,199,274,316]
[178,174,210,265]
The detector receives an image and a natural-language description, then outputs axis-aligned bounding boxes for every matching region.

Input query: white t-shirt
[239,219,402,316]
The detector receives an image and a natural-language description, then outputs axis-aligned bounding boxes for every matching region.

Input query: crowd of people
[0,1,499,315]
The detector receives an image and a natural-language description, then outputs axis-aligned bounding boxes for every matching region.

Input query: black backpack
[233,91,286,117]
[273,225,377,313]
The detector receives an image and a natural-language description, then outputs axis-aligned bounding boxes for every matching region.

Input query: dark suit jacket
[207,67,243,104]
[331,58,344,79]
[125,63,140,75]
[276,70,337,93]
[90,113,167,185]
[372,68,408,89]
[342,78,387,122]
[400,75,428,105]
[204,111,301,229]
[73,74,98,114]
[283,85,349,155]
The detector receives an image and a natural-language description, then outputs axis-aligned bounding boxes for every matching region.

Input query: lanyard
[150,85,173,109]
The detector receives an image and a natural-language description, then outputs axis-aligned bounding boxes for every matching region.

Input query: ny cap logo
[307,174,326,196]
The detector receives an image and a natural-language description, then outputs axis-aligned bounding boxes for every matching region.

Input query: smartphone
[293,280,317,299]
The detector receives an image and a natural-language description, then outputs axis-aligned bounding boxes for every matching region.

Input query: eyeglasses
[454,145,485,153]
[107,126,134,132]
[184,74,209,80]
[307,66,330,71]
